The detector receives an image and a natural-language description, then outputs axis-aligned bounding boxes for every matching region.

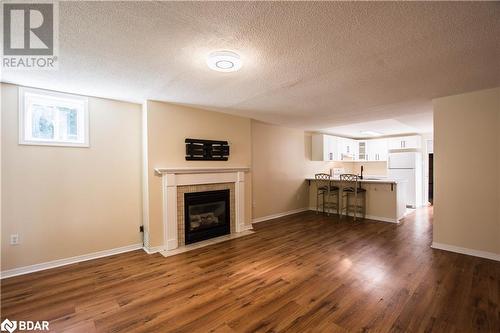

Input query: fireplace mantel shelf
[154,167,250,175]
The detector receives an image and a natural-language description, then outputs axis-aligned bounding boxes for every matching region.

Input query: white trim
[166,239,178,251]
[160,230,255,258]
[142,245,164,254]
[234,171,246,232]
[163,174,178,250]
[308,207,399,223]
[18,86,90,148]
[0,243,143,279]
[431,242,500,262]
[156,224,253,254]
[240,224,254,231]
[252,208,309,224]
[364,215,398,223]
[155,167,249,175]
[141,102,150,247]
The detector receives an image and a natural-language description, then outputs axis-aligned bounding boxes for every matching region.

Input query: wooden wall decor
[185,138,230,161]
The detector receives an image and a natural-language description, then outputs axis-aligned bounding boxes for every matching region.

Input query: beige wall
[252,122,350,219]
[433,87,500,255]
[252,121,309,218]
[145,101,252,247]
[1,83,143,271]
[353,161,387,176]
[10,81,497,270]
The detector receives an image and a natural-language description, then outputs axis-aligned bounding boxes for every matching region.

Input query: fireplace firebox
[184,189,230,244]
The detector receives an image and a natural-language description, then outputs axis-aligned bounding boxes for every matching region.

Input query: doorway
[428,153,433,205]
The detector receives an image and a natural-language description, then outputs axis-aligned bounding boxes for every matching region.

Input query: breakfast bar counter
[306,176,399,184]
[307,176,407,223]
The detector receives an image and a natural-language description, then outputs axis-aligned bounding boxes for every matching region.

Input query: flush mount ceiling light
[360,130,383,136]
[207,51,242,72]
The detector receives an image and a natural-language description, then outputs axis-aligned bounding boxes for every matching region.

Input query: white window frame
[19,87,90,147]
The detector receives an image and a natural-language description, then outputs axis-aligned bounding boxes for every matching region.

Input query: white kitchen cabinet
[366,139,388,161]
[387,137,401,150]
[311,134,340,161]
[358,141,367,161]
[337,137,358,161]
[426,139,434,153]
[326,135,340,161]
[312,134,359,161]
[352,139,360,160]
[387,135,421,150]
[313,134,421,162]
[311,134,328,161]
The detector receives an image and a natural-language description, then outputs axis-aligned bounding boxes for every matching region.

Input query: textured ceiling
[2,1,499,133]
[324,113,434,139]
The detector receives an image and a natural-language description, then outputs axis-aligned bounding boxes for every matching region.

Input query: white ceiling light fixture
[360,130,383,137]
[207,50,242,72]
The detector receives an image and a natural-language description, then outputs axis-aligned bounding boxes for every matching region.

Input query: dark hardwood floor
[1,207,499,332]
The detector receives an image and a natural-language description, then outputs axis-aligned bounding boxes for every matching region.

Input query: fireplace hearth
[184,189,230,244]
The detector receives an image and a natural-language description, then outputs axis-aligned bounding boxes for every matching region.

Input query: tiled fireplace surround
[154,167,250,251]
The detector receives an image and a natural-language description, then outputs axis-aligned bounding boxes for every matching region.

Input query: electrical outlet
[252,201,256,208]
[10,234,20,245]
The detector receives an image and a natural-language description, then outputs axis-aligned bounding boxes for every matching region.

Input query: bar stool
[315,173,340,216]
[339,174,366,221]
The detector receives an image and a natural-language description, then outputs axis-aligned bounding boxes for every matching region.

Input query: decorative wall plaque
[185,138,229,161]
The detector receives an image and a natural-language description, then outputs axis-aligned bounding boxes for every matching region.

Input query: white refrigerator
[388,152,422,208]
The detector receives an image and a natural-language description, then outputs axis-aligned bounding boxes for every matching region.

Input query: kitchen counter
[307,176,407,223]
[306,176,401,184]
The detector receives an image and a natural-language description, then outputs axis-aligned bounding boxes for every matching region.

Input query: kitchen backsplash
[305,161,388,177]
[353,161,388,176]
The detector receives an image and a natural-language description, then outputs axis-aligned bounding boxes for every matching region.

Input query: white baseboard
[252,208,309,224]
[239,224,254,231]
[145,227,254,254]
[1,243,143,279]
[166,239,178,251]
[365,215,398,223]
[431,242,500,262]
[142,245,165,254]
[308,207,398,223]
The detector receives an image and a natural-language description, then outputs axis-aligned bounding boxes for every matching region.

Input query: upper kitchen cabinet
[311,134,340,161]
[358,141,367,160]
[337,137,358,161]
[366,139,388,161]
[426,139,434,153]
[387,135,421,150]
[312,134,422,161]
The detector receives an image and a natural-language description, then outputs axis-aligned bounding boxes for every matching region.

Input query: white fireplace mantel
[155,167,250,175]
[156,167,250,251]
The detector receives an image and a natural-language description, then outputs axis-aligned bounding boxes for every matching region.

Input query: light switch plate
[10,234,20,245]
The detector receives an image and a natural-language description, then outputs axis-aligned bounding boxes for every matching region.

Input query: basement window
[19,87,89,147]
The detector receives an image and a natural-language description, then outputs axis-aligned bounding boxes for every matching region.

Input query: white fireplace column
[154,167,250,251]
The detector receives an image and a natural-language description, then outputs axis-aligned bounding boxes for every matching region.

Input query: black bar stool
[339,174,366,221]
[315,173,340,216]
